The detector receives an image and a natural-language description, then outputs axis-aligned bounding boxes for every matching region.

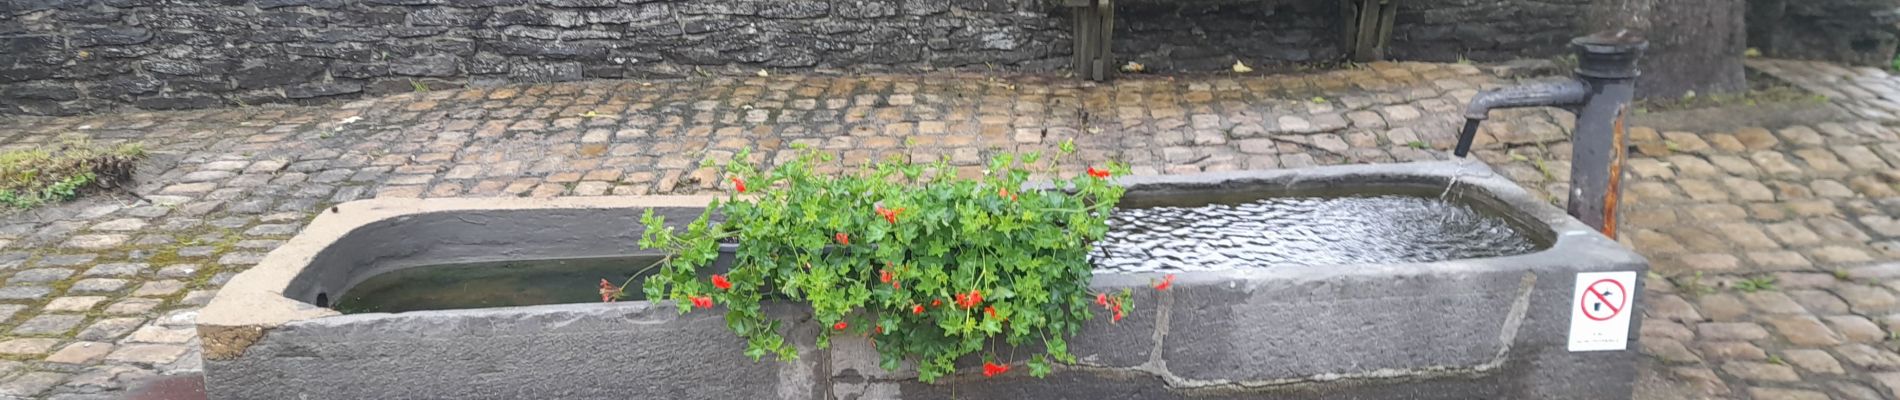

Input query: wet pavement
[0,59,1895,399]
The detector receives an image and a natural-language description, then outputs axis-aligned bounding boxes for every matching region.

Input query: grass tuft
[0,137,144,210]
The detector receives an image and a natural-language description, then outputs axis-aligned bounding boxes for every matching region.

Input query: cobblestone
[45,342,112,365]
[1836,344,1900,369]
[1701,341,1768,361]
[42,297,107,313]
[0,339,61,356]
[82,263,146,278]
[12,314,85,336]
[1763,316,1844,346]
[1837,284,1899,314]
[1824,315,1887,343]
[65,279,128,294]
[0,372,69,397]
[1783,349,1845,375]
[8,269,75,284]
[1721,361,1802,382]
[1700,322,1773,341]
[103,345,188,366]
[1618,55,1900,386]
[130,281,185,298]
[0,59,1886,398]
[1875,373,1900,396]
[125,326,194,344]
[1748,387,1831,400]
[76,318,144,342]
[102,299,158,316]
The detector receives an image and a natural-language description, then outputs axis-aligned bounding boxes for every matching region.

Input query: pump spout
[1453,79,1590,157]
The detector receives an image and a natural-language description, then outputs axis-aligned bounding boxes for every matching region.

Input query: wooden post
[1070,0,1114,81]
[1374,0,1397,60]
[1098,0,1113,80]
[1345,0,1398,62]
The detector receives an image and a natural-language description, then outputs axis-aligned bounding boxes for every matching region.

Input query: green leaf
[640,147,1124,384]
[1027,355,1052,377]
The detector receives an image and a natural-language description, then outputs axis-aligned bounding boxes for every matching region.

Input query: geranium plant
[625,142,1127,382]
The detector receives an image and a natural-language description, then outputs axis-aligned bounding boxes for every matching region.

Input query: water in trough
[334,188,1542,313]
[332,255,661,314]
[1089,188,1543,272]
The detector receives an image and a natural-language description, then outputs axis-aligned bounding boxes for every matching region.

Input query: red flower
[835,232,850,245]
[997,187,1016,201]
[983,362,1010,377]
[931,299,942,307]
[874,326,884,334]
[711,274,732,290]
[876,205,905,224]
[1098,294,1125,323]
[1154,274,1175,291]
[729,176,746,193]
[599,279,617,303]
[955,289,984,309]
[690,296,713,309]
[913,304,925,314]
[833,321,849,331]
[985,306,1001,320]
[1087,167,1111,179]
[880,268,903,289]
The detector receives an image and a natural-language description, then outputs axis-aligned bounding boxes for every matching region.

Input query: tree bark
[1590,0,1747,99]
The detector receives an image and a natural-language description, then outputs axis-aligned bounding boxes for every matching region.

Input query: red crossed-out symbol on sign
[1580,279,1627,321]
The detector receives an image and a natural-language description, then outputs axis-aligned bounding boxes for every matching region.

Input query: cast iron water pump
[1454,31,1649,237]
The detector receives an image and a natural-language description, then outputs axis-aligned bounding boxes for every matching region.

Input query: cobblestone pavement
[0,60,1894,399]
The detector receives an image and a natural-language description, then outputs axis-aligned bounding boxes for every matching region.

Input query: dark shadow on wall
[1746,0,1900,67]
[1106,0,1592,73]
[1110,0,1344,72]
[1387,0,1591,63]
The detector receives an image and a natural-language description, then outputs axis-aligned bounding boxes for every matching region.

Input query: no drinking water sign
[1568,271,1636,352]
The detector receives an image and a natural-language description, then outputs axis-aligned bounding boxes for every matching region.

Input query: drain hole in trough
[315,292,330,308]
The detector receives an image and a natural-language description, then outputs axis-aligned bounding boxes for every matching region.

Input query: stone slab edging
[199,160,1648,399]
[196,195,720,358]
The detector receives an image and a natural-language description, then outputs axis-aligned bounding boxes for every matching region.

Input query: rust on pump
[1601,104,1627,238]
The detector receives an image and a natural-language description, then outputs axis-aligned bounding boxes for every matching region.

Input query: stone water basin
[197,160,1647,399]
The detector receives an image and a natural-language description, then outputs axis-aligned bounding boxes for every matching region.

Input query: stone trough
[197,160,1648,399]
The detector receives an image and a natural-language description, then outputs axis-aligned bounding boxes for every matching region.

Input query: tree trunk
[1590,0,1747,99]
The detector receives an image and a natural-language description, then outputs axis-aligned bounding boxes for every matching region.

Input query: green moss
[0,137,144,211]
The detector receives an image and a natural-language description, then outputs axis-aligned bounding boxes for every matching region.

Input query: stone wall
[3,0,1588,116]
[0,0,1071,115]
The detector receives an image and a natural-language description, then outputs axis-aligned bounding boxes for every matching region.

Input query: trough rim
[198,160,1643,330]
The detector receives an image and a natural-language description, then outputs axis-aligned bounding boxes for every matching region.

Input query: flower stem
[614,253,672,299]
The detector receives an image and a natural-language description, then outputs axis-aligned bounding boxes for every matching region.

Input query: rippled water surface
[336,191,1541,312]
[1091,192,1543,272]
